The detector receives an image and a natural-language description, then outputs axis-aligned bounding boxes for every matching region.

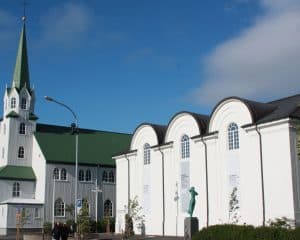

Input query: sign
[76,199,82,214]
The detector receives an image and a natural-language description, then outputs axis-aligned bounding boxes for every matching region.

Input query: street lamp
[44,96,79,229]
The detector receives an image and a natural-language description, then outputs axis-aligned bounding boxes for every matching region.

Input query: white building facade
[115,97,300,236]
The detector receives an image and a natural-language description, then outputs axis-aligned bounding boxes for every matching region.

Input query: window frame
[143,143,151,165]
[19,123,26,135]
[79,169,84,182]
[54,198,65,217]
[21,97,27,110]
[12,182,20,197]
[60,168,67,181]
[104,199,113,217]
[181,135,190,159]
[18,146,25,159]
[11,97,16,109]
[53,168,59,180]
[85,170,92,182]
[102,171,108,182]
[228,122,239,150]
[108,171,114,183]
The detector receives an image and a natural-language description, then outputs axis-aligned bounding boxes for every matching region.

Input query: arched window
[60,168,67,180]
[143,143,151,165]
[21,98,27,110]
[102,171,108,182]
[228,123,239,150]
[104,199,113,217]
[181,135,190,159]
[12,182,20,197]
[54,198,65,217]
[109,171,114,183]
[11,97,16,109]
[79,169,84,181]
[85,170,91,182]
[18,146,24,158]
[53,168,59,180]
[19,123,26,135]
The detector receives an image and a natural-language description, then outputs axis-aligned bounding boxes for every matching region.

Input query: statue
[187,186,198,217]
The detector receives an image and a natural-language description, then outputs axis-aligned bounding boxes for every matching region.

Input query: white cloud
[39,2,94,47]
[194,0,300,105]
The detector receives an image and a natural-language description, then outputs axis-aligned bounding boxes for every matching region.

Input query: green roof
[29,113,38,121]
[35,124,132,166]
[12,22,30,91]
[6,111,19,118]
[0,165,36,181]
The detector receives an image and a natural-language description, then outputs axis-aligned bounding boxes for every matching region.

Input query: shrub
[192,225,300,240]
[43,222,52,235]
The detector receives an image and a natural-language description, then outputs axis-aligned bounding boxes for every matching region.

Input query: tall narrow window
[109,171,114,183]
[60,168,67,180]
[53,168,59,180]
[18,146,24,158]
[85,170,91,182]
[102,171,108,182]
[12,182,20,197]
[54,198,65,217]
[181,135,190,159]
[2,147,4,159]
[104,199,113,217]
[79,169,84,181]
[11,97,16,109]
[143,143,151,165]
[228,123,239,150]
[19,123,26,135]
[21,98,27,110]
[3,124,6,135]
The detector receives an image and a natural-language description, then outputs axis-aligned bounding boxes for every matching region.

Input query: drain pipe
[200,137,209,227]
[255,125,266,226]
[125,154,130,214]
[158,147,165,236]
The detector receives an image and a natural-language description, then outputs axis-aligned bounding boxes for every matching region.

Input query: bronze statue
[187,186,198,217]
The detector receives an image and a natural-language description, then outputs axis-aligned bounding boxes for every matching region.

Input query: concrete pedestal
[184,217,199,240]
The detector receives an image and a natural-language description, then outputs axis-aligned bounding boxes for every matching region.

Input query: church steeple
[12,19,30,91]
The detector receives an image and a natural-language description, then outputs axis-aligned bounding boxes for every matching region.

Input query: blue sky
[0,0,300,133]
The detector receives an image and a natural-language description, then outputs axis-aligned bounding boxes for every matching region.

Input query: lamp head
[44,96,54,102]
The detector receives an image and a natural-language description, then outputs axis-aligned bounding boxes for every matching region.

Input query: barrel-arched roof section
[130,123,167,150]
[165,111,210,142]
[209,97,277,130]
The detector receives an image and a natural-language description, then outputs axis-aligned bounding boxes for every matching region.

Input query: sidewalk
[0,233,184,240]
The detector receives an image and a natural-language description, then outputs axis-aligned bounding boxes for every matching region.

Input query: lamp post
[44,96,79,229]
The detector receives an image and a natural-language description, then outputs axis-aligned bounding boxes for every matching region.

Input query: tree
[229,187,240,224]
[124,196,145,238]
[77,201,91,239]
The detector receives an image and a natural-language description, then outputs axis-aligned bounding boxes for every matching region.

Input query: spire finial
[22,0,28,22]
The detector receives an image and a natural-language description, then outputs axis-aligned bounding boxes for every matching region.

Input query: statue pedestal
[184,217,198,240]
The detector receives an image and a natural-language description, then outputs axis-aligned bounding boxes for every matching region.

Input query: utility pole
[92,178,102,229]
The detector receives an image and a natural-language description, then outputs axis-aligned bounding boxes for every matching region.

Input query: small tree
[229,187,240,224]
[77,201,91,239]
[124,196,145,238]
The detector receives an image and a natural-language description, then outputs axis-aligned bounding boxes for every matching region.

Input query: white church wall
[115,157,129,234]
[209,99,253,225]
[32,137,46,202]
[260,120,295,222]
[165,113,201,236]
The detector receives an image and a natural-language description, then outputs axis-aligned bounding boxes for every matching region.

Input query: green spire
[12,21,30,91]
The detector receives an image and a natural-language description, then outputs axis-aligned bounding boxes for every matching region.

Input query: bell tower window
[21,98,27,110]
[11,98,16,109]
[19,123,26,135]
[18,146,25,158]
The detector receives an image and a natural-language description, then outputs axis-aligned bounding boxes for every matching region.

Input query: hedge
[192,224,300,240]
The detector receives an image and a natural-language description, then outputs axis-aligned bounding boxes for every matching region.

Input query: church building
[114,94,300,235]
[0,20,131,235]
